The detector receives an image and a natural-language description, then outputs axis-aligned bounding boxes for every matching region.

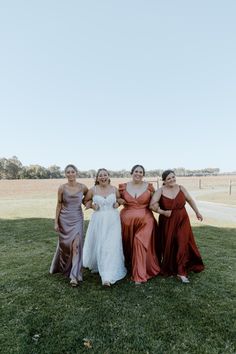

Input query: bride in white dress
[83,168,127,286]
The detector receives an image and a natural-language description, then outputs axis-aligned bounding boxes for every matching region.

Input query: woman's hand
[92,202,99,211]
[150,202,158,212]
[118,198,126,206]
[85,200,92,210]
[54,222,60,232]
[113,202,119,209]
[196,211,203,221]
[163,210,172,218]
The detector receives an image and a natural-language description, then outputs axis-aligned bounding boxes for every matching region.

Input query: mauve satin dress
[50,188,84,281]
[119,183,160,283]
[158,189,204,276]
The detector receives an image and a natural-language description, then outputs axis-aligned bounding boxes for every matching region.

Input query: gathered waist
[95,207,119,213]
[170,206,185,211]
[122,206,151,212]
[61,206,83,214]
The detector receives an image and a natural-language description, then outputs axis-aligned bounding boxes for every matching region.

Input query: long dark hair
[162,169,175,181]
[130,164,145,176]
[95,168,111,185]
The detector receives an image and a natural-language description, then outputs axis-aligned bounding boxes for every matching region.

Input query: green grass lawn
[0,219,235,354]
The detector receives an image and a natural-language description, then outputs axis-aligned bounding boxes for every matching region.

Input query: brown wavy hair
[162,169,175,181]
[95,168,111,185]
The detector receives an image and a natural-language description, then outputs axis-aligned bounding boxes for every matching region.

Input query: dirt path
[187,190,236,226]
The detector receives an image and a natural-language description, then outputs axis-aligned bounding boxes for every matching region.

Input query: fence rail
[145,177,236,195]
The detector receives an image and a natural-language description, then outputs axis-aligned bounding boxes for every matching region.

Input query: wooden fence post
[229,180,232,195]
[199,179,201,189]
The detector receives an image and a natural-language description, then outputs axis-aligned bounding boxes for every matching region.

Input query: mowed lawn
[1,218,236,354]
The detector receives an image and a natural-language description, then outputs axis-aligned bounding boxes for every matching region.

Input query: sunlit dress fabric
[119,183,160,283]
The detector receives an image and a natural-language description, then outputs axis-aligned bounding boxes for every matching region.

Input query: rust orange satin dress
[119,183,160,282]
[158,189,204,276]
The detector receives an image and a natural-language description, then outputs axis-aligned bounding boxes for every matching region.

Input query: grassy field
[0,177,236,353]
[1,218,236,354]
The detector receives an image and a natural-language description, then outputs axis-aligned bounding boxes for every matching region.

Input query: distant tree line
[0,156,221,180]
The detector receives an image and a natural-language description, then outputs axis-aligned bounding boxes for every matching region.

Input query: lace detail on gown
[83,193,127,284]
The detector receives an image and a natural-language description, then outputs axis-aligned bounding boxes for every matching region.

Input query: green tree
[48,165,62,179]
[0,156,22,179]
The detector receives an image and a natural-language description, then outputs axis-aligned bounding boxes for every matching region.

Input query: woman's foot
[103,281,111,287]
[177,274,190,283]
[70,279,78,287]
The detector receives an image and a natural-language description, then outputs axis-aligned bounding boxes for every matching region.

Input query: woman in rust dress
[150,170,204,283]
[50,164,88,287]
[118,165,160,284]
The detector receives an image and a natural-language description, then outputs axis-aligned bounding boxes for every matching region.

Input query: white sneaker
[177,275,190,283]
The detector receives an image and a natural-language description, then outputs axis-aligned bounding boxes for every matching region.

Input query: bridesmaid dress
[158,189,204,276]
[50,187,84,282]
[119,183,160,283]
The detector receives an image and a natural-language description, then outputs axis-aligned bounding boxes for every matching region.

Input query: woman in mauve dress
[118,164,160,285]
[50,164,88,287]
[150,170,204,283]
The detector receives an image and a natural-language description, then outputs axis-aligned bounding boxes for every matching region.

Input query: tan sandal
[70,279,78,287]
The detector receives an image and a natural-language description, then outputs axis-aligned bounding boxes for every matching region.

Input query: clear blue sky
[0,0,235,172]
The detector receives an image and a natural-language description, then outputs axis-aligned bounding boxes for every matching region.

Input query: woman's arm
[149,189,161,211]
[84,188,94,209]
[149,188,172,217]
[117,188,126,206]
[54,185,63,232]
[117,184,127,206]
[113,187,120,208]
[84,188,99,211]
[82,184,89,196]
[180,185,203,221]
[81,184,89,206]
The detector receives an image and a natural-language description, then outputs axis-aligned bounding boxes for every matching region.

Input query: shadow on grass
[1,219,236,354]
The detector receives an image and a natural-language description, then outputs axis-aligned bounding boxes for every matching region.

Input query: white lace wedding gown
[83,192,127,284]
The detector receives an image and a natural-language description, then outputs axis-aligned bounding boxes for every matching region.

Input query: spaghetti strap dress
[158,189,204,276]
[50,187,84,281]
[83,190,127,284]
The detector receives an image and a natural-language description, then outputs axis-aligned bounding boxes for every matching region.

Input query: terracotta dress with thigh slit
[119,183,160,282]
[50,187,84,281]
[158,189,204,276]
